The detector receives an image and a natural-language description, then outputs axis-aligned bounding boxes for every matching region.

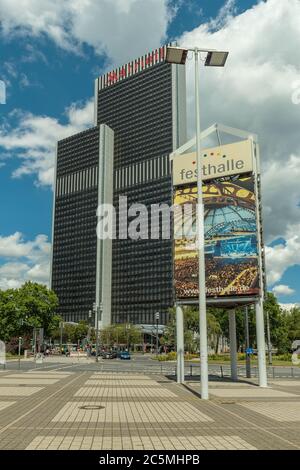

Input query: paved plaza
[0,364,299,450]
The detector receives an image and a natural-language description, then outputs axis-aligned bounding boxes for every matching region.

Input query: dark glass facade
[52,127,99,322]
[52,49,186,325]
[97,62,177,325]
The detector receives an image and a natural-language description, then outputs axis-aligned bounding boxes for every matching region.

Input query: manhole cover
[18,384,28,387]
[220,401,236,405]
[79,405,105,410]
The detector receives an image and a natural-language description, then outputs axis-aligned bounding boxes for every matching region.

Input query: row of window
[115,155,170,190]
[56,166,98,198]
[56,155,171,199]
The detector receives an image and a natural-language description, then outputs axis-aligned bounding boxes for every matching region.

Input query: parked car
[119,351,131,360]
[103,351,117,359]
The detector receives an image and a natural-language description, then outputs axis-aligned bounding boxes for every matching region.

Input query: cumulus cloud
[0,0,172,65]
[0,99,94,186]
[177,0,300,287]
[272,284,295,296]
[179,0,300,230]
[262,154,300,244]
[0,232,50,289]
[265,226,300,285]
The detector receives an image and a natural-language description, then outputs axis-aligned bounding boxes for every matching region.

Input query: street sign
[246,347,254,354]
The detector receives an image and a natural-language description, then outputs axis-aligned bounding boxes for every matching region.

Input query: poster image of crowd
[174,176,260,300]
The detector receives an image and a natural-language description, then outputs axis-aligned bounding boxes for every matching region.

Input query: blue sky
[0,0,300,305]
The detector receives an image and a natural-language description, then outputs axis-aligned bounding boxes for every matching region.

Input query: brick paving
[0,367,299,450]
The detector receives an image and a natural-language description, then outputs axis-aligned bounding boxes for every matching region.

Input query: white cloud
[265,227,300,285]
[262,154,300,244]
[1,0,300,290]
[0,99,94,186]
[179,0,300,162]
[177,0,300,287]
[0,0,172,65]
[272,284,295,296]
[0,232,50,289]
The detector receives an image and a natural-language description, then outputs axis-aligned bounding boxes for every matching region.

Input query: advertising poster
[174,176,260,299]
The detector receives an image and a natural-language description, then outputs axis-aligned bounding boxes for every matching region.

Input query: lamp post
[94,302,102,363]
[155,312,160,355]
[166,45,229,399]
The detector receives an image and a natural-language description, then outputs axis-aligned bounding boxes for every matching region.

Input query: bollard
[220,365,224,378]
[273,367,275,379]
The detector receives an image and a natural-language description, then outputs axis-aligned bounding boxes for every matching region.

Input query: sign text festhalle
[172,139,253,186]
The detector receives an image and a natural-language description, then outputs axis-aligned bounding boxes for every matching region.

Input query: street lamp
[166,45,229,400]
[93,302,102,362]
[155,312,160,355]
[125,323,131,351]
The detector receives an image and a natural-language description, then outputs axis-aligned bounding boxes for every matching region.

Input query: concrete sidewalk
[0,368,299,450]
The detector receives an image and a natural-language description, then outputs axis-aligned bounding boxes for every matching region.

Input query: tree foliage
[99,324,142,348]
[160,293,299,354]
[0,282,59,342]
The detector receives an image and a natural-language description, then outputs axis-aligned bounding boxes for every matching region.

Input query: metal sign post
[171,123,268,395]
[176,305,185,383]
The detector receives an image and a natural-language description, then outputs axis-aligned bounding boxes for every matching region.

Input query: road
[4,354,300,379]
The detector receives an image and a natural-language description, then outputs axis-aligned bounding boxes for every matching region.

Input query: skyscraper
[51,45,186,326]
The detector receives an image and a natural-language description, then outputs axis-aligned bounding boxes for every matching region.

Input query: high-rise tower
[51,45,186,325]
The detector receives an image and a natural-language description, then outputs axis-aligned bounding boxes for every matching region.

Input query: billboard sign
[97,45,167,90]
[173,140,260,301]
[172,140,253,186]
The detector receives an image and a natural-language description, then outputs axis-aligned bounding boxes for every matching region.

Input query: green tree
[100,324,142,349]
[0,282,59,342]
[0,289,23,341]
[264,292,289,354]
[285,306,300,345]
[74,321,89,343]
